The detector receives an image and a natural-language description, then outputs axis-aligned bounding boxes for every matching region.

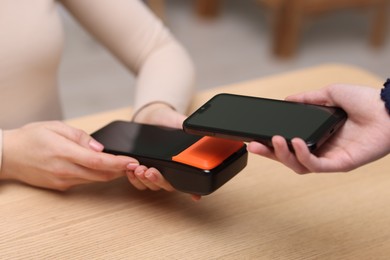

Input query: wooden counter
[1,64,389,259]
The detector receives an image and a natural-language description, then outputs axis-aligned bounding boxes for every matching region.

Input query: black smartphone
[183,93,347,151]
[91,121,248,195]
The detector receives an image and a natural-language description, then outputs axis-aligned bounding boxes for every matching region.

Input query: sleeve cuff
[381,78,390,114]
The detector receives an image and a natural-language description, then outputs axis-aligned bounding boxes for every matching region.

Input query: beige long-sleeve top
[0,0,195,129]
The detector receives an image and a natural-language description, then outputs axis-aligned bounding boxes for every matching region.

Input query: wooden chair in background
[148,0,221,21]
[257,0,389,58]
[195,0,221,19]
[194,0,389,59]
[147,0,166,22]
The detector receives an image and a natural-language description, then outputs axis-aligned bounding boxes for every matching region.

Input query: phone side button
[171,136,245,170]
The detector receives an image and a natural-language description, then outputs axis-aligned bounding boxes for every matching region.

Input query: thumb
[286,89,330,106]
[48,122,104,152]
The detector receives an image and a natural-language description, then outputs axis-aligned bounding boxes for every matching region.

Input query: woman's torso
[0,0,64,129]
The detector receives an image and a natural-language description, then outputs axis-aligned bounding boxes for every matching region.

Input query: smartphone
[183,93,347,151]
[91,121,248,195]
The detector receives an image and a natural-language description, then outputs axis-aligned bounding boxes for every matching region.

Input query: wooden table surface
[1,64,389,259]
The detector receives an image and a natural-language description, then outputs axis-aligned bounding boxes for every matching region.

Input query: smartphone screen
[92,121,201,160]
[183,93,347,150]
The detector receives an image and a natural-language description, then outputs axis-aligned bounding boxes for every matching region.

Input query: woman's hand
[132,102,186,129]
[248,84,390,174]
[0,121,139,191]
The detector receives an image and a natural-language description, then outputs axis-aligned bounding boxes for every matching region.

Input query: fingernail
[89,139,104,151]
[145,171,157,182]
[126,162,139,171]
[135,168,145,177]
[192,195,202,202]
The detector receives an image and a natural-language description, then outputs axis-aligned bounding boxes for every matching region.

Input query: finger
[60,140,139,172]
[134,166,161,191]
[126,170,148,190]
[88,138,105,152]
[285,89,330,106]
[48,122,104,151]
[55,162,126,182]
[247,141,276,160]
[292,138,341,173]
[272,136,309,174]
[191,195,202,201]
[291,138,321,172]
[82,153,139,172]
[144,167,175,192]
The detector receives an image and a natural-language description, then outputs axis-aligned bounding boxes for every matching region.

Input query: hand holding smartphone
[183,93,347,151]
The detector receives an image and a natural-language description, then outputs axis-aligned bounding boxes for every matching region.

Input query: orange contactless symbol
[172,136,245,170]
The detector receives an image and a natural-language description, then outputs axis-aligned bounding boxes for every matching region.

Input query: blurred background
[59,0,390,119]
